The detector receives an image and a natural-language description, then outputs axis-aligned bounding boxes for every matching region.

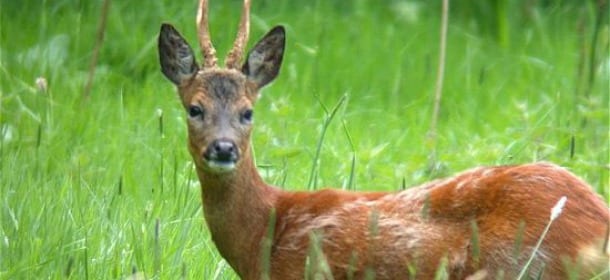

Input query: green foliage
[0,0,608,278]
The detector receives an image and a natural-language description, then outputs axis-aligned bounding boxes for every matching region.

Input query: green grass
[1,0,608,278]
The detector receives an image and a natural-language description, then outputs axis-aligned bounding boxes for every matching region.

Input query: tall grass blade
[261,208,277,280]
[470,220,480,269]
[307,94,346,190]
[342,120,356,191]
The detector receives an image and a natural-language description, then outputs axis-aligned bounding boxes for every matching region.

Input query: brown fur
[158,1,610,279]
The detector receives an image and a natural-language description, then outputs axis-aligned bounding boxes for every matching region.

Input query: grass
[1,0,608,278]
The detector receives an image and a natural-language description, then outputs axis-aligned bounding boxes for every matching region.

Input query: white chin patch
[206,161,236,173]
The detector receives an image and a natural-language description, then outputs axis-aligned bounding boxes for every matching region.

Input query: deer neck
[195,148,279,277]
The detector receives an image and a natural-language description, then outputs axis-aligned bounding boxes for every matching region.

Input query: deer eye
[188,105,204,119]
[240,109,253,124]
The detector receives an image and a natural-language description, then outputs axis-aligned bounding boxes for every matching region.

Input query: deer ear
[158,23,199,85]
[242,26,285,89]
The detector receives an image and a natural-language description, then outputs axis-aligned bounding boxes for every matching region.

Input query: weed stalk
[516,196,567,279]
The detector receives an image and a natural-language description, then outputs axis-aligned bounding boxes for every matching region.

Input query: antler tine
[225,0,251,69]
[197,0,218,68]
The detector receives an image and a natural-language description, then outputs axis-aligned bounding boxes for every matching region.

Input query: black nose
[204,139,239,163]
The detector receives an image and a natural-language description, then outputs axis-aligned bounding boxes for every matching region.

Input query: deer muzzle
[203,138,239,172]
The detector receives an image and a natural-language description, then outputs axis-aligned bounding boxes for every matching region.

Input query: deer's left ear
[242,26,285,90]
[158,23,199,86]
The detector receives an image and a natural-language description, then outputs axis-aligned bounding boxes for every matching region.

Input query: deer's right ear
[158,23,199,85]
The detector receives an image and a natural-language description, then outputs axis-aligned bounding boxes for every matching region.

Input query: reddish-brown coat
[252,163,608,279]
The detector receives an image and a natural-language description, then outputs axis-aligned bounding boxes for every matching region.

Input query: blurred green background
[1,0,608,278]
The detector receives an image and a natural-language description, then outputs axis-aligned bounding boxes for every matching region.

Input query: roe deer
[158,0,610,278]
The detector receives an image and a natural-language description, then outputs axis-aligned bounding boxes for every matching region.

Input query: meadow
[1,0,608,278]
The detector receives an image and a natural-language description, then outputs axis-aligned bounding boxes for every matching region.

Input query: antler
[225,0,251,69]
[197,0,218,68]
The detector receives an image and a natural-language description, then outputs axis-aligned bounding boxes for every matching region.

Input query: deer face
[158,24,285,173]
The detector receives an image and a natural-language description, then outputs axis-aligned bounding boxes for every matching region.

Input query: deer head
[158,0,285,174]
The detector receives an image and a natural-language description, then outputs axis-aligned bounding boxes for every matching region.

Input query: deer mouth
[205,159,237,173]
